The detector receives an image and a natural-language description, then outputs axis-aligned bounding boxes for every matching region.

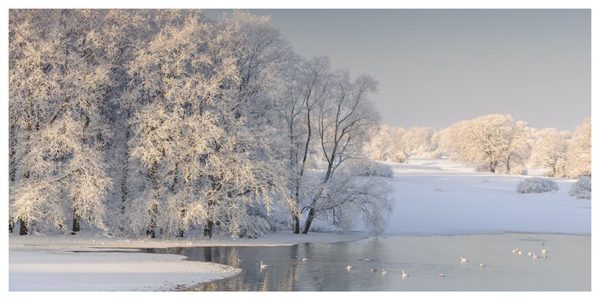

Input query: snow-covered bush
[237,215,272,239]
[569,176,591,199]
[342,160,393,178]
[517,177,559,193]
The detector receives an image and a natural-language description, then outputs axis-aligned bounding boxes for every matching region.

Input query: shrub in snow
[237,215,272,239]
[517,177,559,194]
[342,160,393,178]
[569,176,591,199]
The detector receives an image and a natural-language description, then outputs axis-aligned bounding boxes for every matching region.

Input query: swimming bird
[346,265,353,271]
[362,258,372,262]
[460,256,468,264]
[381,269,387,276]
[259,260,268,271]
[401,270,409,280]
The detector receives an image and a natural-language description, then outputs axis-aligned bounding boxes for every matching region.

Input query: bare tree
[302,71,379,233]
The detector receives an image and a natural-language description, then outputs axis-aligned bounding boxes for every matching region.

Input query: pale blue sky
[208,9,590,130]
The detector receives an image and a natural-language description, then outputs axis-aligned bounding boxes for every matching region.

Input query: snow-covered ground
[383,159,590,235]
[9,248,240,291]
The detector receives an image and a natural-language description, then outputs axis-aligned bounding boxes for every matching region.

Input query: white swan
[259,260,268,271]
[346,265,353,271]
[402,270,409,280]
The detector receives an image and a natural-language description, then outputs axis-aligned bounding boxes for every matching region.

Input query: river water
[148,233,590,291]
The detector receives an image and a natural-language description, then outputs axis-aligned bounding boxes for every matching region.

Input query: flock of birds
[257,245,550,281]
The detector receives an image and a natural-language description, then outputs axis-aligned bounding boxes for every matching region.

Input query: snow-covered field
[383,159,590,235]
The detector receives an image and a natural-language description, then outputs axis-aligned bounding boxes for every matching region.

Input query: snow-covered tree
[124,12,291,238]
[10,10,113,234]
[363,125,406,162]
[443,114,530,174]
[318,163,392,235]
[302,71,380,233]
[566,118,591,178]
[279,56,333,233]
[400,126,434,159]
[9,9,393,239]
[529,128,569,177]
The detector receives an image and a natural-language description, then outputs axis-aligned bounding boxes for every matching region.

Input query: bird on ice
[259,260,268,271]
[401,270,409,280]
[541,249,548,255]
[512,248,520,255]
[438,273,445,278]
[527,251,532,257]
[460,256,468,263]
[301,257,308,262]
[381,269,387,276]
[517,250,523,256]
[346,265,353,271]
[479,263,485,268]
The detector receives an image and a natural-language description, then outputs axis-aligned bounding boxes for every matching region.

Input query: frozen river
[150,233,590,291]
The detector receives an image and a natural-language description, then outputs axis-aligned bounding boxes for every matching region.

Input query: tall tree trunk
[505,153,512,174]
[301,208,316,234]
[9,220,14,233]
[489,161,497,173]
[292,179,301,234]
[146,202,158,238]
[176,209,185,238]
[146,163,159,238]
[119,112,131,228]
[203,220,214,239]
[302,157,336,234]
[19,219,28,235]
[293,215,300,234]
[71,208,80,235]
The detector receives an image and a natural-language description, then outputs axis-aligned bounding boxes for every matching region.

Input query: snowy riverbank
[8,231,365,291]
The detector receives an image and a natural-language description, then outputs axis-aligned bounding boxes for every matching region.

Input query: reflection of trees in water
[153,240,384,291]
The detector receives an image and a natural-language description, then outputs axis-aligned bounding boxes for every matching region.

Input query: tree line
[365,114,591,178]
[9,10,391,238]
